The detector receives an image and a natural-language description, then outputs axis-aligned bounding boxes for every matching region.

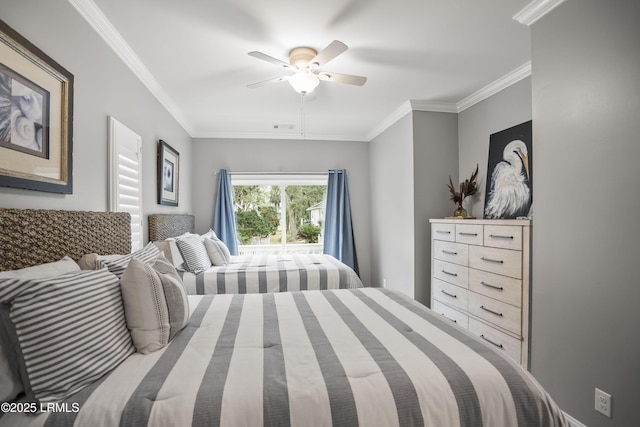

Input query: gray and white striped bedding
[179,254,363,295]
[1,288,566,427]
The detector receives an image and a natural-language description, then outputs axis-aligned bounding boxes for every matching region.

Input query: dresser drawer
[455,224,483,245]
[433,259,468,288]
[433,240,468,266]
[432,300,469,329]
[468,269,522,307]
[432,223,455,242]
[469,245,522,279]
[484,225,522,250]
[469,318,522,363]
[469,292,521,335]
[432,278,468,312]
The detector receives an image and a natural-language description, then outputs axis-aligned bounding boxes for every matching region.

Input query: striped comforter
[179,254,363,295]
[1,288,566,427]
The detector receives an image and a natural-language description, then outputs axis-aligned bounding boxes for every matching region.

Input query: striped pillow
[175,235,212,273]
[0,269,135,403]
[101,242,160,278]
[0,256,81,402]
[120,256,190,354]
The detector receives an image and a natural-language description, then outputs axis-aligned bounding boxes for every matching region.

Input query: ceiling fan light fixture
[288,69,320,94]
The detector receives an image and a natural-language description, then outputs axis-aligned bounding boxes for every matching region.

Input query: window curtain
[213,169,239,255]
[323,169,359,275]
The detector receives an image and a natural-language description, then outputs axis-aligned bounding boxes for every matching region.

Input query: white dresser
[430,218,531,367]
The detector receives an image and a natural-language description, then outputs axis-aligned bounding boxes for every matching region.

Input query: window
[108,117,143,251]
[231,174,327,255]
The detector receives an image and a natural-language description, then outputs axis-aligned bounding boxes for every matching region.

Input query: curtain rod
[214,171,346,175]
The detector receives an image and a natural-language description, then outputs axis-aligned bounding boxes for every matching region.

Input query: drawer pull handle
[442,250,458,255]
[480,334,503,349]
[481,257,504,264]
[441,290,457,298]
[489,234,514,240]
[480,305,503,317]
[441,313,457,323]
[459,232,478,236]
[436,230,452,234]
[441,270,458,277]
[481,281,504,291]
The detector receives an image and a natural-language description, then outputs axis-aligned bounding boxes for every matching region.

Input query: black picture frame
[483,120,533,219]
[0,19,74,194]
[157,139,179,206]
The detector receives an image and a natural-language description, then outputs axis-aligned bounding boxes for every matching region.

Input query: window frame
[230,173,327,254]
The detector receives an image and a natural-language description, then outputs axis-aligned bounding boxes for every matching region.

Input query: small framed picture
[157,139,179,206]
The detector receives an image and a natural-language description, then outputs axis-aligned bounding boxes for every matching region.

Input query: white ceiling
[79,0,532,141]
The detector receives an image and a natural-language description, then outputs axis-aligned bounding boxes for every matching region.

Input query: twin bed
[148,214,363,294]
[0,209,567,426]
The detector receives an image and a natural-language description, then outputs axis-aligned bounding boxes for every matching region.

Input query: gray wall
[369,111,458,303]
[0,0,192,243]
[369,113,415,296]
[413,111,458,304]
[191,138,371,287]
[458,77,532,218]
[530,1,640,426]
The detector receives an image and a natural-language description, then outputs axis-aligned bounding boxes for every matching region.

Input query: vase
[453,204,467,218]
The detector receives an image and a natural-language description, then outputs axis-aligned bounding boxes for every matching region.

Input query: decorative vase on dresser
[429,218,531,368]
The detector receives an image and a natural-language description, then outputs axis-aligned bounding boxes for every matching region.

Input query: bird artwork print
[484,122,533,219]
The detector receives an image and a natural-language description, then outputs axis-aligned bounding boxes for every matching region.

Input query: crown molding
[456,61,531,112]
[365,101,413,141]
[410,100,458,113]
[513,0,567,26]
[194,131,369,142]
[67,0,194,135]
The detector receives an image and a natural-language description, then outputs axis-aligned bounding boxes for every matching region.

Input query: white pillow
[203,238,228,266]
[0,256,80,279]
[0,256,80,402]
[120,256,190,354]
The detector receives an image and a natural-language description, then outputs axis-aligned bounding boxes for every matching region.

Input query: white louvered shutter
[108,117,143,251]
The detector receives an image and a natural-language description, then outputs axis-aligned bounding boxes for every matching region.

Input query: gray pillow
[120,256,190,354]
[0,268,135,403]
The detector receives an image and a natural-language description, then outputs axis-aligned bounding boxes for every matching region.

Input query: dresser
[430,218,531,367]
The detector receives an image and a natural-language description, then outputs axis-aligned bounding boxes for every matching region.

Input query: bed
[148,214,364,293]
[0,209,567,427]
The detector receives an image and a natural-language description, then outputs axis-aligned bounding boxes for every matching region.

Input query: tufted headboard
[0,209,131,271]
[148,214,195,241]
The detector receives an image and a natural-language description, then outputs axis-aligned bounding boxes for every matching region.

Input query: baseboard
[563,411,587,427]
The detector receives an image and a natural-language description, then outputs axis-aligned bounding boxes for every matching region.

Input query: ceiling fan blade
[309,40,348,68]
[318,72,367,86]
[248,51,294,70]
[247,75,289,89]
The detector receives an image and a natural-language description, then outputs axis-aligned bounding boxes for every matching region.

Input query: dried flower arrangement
[448,164,479,217]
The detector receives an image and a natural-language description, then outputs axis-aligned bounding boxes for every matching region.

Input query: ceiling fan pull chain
[300,94,306,139]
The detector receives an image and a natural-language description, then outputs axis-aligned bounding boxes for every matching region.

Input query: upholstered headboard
[148,214,195,241]
[0,209,131,271]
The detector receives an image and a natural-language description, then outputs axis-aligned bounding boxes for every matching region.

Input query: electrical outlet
[595,388,612,418]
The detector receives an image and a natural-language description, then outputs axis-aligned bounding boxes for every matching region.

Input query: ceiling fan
[247,40,367,95]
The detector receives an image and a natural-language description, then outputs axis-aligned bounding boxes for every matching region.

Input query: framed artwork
[0,19,74,194]
[483,120,532,219]
[157,139,179,206]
